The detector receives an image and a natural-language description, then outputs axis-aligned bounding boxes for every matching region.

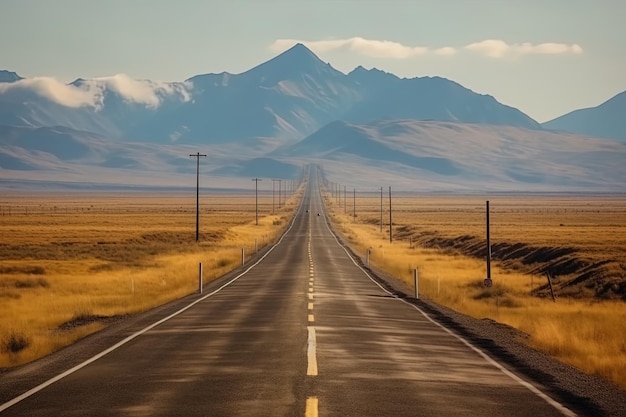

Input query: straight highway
[0,167,578,416]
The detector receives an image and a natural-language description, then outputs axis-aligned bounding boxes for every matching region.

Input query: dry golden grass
[0,189,301,367]
[324,191,626,390]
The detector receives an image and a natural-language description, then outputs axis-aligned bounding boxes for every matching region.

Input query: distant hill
[278,119,626,192]
[542,91,626,142]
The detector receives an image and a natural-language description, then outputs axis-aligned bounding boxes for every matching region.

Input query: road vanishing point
[0,167,578,417]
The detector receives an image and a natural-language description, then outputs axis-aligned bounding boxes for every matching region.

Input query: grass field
[0,189,301,367]
[323,190,626,390]
[2,186,625,390]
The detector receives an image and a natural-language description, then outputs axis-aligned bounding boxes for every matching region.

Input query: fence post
[414,268,419,299]
[199,262,203,294]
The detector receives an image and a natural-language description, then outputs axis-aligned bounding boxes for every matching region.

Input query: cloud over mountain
[271,37,429,59]
[0,74,191,110]
[271,38,583,60]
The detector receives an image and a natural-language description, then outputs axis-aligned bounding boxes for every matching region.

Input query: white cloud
[434,46,458,56]
[517,42,583,55]
[465,39,510,58]
[465,39,583,57]
[271,37,430,59]
[272,37,583,60]
[0,74,192,110]
[0,77,101,108]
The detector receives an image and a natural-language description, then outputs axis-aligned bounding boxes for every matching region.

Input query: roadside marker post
[414,268,419,299]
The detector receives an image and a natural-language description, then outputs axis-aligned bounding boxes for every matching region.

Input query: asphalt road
[0,167,578,416]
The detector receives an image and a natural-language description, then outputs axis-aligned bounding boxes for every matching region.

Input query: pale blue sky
[1,0,624,122]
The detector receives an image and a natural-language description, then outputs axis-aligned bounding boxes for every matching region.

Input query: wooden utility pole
[353,188,356,222]
[380,187,383,232]
[389,186,392,243]
[252,178,262,225]
[189,152,207,241]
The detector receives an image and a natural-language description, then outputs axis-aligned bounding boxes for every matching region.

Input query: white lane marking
[308,314,315,323]
[0,191,307,414]
[307,327,318,376]
[316,186,577,417]
[308,293,314,300]
[308,302,314,310]
[305,397,318,417]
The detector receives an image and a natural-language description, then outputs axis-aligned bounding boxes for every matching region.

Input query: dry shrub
[1,331,30,354]
[216,258,232,268]
[0,265,46,275]
[14,277,50,289]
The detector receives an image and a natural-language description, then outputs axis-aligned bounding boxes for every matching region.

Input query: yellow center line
[305,397,318,417]
[307,327,317,376]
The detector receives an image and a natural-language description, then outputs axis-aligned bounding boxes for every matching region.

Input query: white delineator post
[414,268,419,299]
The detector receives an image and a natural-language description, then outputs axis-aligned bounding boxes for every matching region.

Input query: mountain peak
[279,42,319,60]
[263,42,326,70]
[242,42,342,82]
[347,65,398,84]
[0,70,23,83]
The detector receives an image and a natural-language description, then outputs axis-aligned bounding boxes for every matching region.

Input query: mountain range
[0,44,624,192]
